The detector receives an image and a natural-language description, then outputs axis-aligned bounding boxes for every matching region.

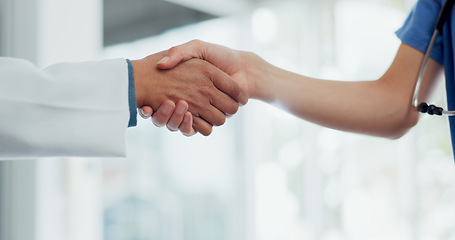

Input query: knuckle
[168,46,178,55]
[190,39,202,47]
[231,83,242,98]
[168,46,184,59]
[197,86,211,97]
[189,39,207,58]
[230,83,241,99]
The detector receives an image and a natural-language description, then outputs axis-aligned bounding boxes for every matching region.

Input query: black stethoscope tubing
[414,0,455,116]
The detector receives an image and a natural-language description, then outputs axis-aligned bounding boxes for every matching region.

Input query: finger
[209,90,240,116]
[198,106,227,127]
[179,112,196,137]
[152,100,175,127]
[157,40,206,69]
[209,67,248,105]
[167,100,188,131]
[138,106,153,119]
[192,117,213,136]
[206,69,240,115]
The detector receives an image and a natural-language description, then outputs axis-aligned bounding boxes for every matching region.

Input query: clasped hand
[132,46,252,136]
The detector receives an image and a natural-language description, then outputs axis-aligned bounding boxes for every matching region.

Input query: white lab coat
[0,57,130,159]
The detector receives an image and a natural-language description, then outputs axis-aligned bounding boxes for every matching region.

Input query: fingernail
[138,108,151,119]
[163,104,172,114]
[184,113,190,123]
[176,104,185,114]
[157,56,169,65]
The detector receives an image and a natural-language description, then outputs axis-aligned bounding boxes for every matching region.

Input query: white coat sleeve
[0,57,130,159]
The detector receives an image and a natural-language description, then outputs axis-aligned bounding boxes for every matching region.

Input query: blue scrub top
[396,0,455,156]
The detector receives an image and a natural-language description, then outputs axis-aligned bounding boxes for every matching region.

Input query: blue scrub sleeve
[396,0,455,160]
[395,0,444,64]
[126,59,138,127]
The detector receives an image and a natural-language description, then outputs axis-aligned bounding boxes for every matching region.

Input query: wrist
[244,52,275,102]
[131,59,148,108]
[131,51,174,110]
[126,59,138,127]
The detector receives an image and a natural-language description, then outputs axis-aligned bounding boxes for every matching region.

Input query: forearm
[248,44,428,139]
[256,66,415,138]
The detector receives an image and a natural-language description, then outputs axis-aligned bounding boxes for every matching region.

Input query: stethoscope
[414,0,455,115]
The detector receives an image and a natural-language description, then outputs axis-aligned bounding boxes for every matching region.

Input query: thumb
[156,56,178,69]
[156,40,206,69]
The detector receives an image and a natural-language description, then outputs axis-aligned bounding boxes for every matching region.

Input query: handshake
[132,40,262,136]
[130,38,421,140]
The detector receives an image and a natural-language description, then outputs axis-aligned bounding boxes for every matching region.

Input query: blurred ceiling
[103,0,276,46]
[103,0,218,46]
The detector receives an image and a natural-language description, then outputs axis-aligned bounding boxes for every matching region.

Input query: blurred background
[1,0,455,240]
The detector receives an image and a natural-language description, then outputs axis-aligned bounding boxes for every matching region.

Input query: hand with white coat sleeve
[0,50,247,159]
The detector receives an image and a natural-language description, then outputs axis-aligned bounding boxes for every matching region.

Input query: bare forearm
[247,44,430,138]
[255,66,414,137]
